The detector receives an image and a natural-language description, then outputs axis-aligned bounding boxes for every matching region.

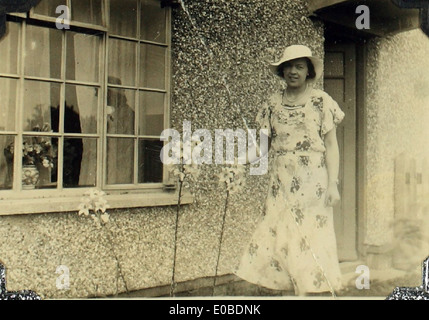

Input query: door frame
[355,40,368,260]
[323,23,371,261]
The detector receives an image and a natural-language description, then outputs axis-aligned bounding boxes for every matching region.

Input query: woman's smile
[288,75,300,81]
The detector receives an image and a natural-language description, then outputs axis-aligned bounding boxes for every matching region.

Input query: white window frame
[0,1,192,215]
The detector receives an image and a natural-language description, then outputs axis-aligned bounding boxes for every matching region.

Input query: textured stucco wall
[0,0,324,298]
[364,29,429,247]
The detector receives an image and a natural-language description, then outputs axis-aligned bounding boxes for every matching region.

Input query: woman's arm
[247,134,271,164]
[324,127,341,207]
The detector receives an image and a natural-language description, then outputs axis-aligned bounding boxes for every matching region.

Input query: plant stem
[170,173,184,297]
[212,189,229,296]
[104,223,129,295]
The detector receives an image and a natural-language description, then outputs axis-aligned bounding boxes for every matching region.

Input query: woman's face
[282,58,309,89]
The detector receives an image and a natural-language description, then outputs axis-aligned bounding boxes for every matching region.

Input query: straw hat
[269,45,323,82]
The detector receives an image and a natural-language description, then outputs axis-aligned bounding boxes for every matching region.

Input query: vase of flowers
[4,124,56,190]
[21,164,40,190]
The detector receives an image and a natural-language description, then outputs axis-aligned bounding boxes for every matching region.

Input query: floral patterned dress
[235,88,345,295]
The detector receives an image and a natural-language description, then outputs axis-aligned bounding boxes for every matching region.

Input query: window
[0,0,171,203]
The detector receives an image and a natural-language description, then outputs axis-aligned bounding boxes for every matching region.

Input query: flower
[217,163,246,194]
[78,202,91,217]
[95,198,110,213]
[78,188,111,226]
[169,140,202,183]
[42,158,51,168]
[100,213,110,224]
[87,188,105,200]
[34,144,42,154]
[4,124,56,169]
[169,140,198,164]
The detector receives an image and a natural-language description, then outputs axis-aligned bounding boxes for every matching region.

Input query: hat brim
[269,55,323,82]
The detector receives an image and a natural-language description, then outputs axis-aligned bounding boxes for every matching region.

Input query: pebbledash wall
[363,28,429,267]
[0,0,324,298]
[1,0,428,299]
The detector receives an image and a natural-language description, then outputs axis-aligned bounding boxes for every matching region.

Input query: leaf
[179,172,185,182]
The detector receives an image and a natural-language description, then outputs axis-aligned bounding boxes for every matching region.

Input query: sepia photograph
[0,0,428,303]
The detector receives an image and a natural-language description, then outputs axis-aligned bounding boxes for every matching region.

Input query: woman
[236,45,345,296]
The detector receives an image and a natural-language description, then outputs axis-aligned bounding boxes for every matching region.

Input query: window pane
[0,135,14,190]
[24,81,61,133]
[23,136,58,189]
[109,38,137,87]
[107,86,135,135]
[109,0,137,38]
[0,22,19,75]
[141,0,166,43]
[66,32,101,83]
[71,0,103,25]
[63,138,97,188]
[139,91,164,136]
[139,44,165,89]
[106,138,134,185]
[138,139,163,183]
[0,78,17,131]
[33,0,67,17]
[65,85,98,134]
[25,25,62,79]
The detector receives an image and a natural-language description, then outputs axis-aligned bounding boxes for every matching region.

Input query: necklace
[283,84,310,105]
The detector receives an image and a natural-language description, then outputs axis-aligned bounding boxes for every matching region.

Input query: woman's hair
[276,57,316,80]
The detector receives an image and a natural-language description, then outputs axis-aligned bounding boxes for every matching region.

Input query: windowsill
[0,190,194,216]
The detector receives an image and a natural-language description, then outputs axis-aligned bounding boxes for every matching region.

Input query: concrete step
[116,266,422,299]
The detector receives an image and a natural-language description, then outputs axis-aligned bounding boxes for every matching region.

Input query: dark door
[324,41,358,261]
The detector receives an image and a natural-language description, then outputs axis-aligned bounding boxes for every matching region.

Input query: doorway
[324,39,359,261]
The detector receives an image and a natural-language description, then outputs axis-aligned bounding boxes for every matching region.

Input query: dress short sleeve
[256,101,272,138]
[321,94,345,136]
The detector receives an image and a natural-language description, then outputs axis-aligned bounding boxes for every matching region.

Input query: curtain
[0,79,15,189]
[106,0,137,184]
[73,33,99,187]
[106,81,135,185]
[72,27,135,186]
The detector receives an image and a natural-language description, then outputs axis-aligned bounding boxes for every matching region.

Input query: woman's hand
[325,182,340,207]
